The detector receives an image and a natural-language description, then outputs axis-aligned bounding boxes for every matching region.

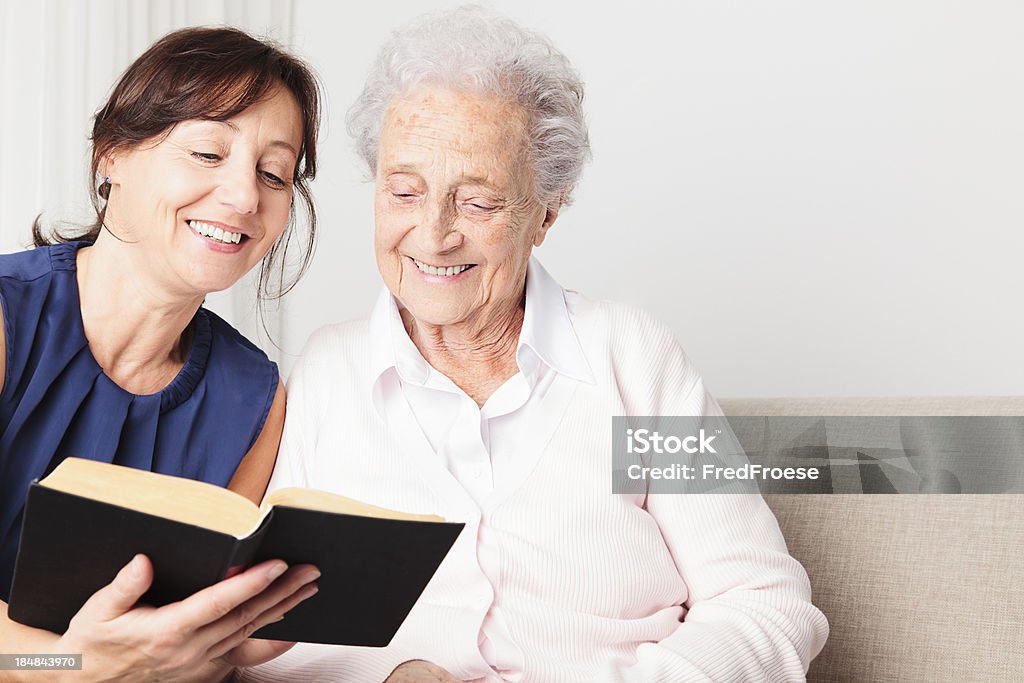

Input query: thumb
[76,554,154,623]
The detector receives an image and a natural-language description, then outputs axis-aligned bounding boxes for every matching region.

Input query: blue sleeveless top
[0,242,279,601]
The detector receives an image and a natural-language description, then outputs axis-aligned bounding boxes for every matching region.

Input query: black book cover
[9,483,464,646]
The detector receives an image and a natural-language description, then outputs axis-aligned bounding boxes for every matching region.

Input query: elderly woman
[250,7,827,682]
[0,28,321,681]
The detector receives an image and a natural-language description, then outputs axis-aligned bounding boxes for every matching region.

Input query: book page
[41,458,261,538]
[265,488,445,523]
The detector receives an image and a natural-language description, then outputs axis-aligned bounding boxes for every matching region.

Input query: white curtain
[0,0,294,359]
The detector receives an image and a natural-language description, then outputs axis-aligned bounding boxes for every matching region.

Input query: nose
[216,163,260,215]
[422,199,462,253]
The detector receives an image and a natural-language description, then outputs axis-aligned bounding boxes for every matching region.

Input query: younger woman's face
[103,85,303,297]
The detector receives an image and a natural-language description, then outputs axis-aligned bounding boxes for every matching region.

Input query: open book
[9,458,463,646]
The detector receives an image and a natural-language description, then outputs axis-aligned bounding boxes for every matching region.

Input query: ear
[100,145,135,184]
[102,153,121,181]
[532,193,564,248]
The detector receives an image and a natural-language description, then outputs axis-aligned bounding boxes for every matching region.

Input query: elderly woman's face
[104,86,302,296]
[374,88,553,328]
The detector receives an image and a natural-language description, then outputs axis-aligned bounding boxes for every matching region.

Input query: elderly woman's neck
[402,301,525,407]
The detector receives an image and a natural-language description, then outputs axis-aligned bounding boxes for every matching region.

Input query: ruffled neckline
[49,241,213,412]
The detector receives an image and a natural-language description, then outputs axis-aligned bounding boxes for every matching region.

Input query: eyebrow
[268,140,299,155]
[384,165,421,175]
[190,120,299,156]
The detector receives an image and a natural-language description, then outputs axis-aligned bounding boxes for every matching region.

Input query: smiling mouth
[188,220,246,245]
[411,258,475,277]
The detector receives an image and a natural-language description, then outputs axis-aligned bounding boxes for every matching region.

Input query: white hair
[347,5,591,206]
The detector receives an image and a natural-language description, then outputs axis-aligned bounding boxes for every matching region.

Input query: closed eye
[260,170,288,189]
[191,151,222,163]
[462,201,498,214]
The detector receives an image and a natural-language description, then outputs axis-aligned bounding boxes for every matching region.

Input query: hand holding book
[9,459,463,647]
[2,553,318,681]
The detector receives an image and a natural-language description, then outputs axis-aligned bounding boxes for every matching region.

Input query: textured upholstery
[720,398,1024,682]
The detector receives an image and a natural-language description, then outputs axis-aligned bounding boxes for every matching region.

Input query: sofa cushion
[721,398,1024,681]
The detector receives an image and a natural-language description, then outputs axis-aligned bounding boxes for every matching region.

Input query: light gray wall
[285,1,1024,395]
[283,0,1023,396]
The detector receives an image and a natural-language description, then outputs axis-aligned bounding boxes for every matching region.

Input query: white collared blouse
[248,259,827,683]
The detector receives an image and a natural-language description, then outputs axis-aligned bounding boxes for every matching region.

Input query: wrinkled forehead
[378,87,531,181]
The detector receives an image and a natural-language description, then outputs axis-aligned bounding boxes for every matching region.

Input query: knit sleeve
[600,310,829,682]
[264,326,338,495]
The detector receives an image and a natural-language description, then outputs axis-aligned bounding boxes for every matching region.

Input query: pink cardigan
[244,287,828,682]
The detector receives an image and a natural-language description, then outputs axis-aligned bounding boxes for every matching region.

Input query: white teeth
[188,220,243,245]
[413,259,471,277]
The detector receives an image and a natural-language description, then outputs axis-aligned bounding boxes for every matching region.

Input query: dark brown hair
[33,26,321,299]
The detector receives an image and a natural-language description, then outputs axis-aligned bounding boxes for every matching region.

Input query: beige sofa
[719,398,1024,682]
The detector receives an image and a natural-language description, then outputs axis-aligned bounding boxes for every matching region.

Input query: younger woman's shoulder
[0,243,68,282]
[201,308,274,361]
[194,308,279,429]
[0,244,82,359]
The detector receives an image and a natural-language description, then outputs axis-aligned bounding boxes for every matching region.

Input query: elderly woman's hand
[52,554,318,681]
[384,660,462,683]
